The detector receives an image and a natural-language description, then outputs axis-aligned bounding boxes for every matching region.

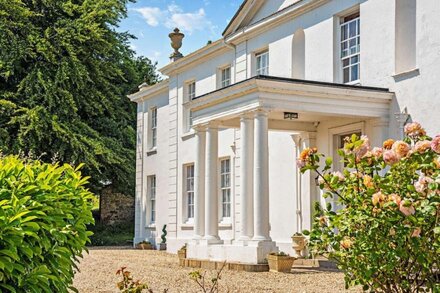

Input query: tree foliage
[299,123,440,292]
[0,0,159,194]
[0,155,94,292]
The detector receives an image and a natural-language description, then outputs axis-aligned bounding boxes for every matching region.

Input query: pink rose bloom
[296,159,306,168]
[383,150,399,165]
[371,147,383,159]
[411,227,421,238]
[354,135,370,159]
[388,194,401,206]
[414,140,431,153]
[431,135,440,154]
[399,201,415,216]
[414,176,434,193]
[372,191,386,206]
[392,140,410,158]
[404,122,426,137]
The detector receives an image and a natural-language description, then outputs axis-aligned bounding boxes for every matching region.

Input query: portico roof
[187,75,393,126]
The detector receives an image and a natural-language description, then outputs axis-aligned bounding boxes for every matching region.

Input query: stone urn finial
[169,28,184,61]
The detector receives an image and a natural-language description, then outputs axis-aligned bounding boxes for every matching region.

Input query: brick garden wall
[100,188,135,225]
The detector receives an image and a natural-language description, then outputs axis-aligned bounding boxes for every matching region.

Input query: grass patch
[88,221,134,246]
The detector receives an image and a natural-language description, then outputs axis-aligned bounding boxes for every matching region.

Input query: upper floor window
[256,51,269,75]
[148,175,156,224]
[221,67,231,88]
[185,164,195,220]
[220,158,231,219]
[150,107,157,148]
[341,13,360,83]
[188,81,196,100]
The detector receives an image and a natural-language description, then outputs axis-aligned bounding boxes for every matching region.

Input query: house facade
[128,0,440,264]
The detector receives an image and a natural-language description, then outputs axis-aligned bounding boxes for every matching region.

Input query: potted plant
[291,232,307,257]
[136,241,153,250]
[177,244,187,259]
[267,251,295,273]
[159,225,167,251]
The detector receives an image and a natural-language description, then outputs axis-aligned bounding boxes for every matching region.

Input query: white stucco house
[128,0,440,265]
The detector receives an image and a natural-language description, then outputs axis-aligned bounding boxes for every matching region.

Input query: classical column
[291,134,303,234]
[194,128,206,239]
[239,115,254,240]
[300,132,317,231]
[253,110,270,241]
[204,124,220,241]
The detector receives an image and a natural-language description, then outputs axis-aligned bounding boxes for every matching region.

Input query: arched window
[292,28,305,79]
[395,0,417,73]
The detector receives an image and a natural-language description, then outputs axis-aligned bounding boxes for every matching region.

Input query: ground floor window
[185,164,195,220]
[148,175,156,224]
[220,158,231,219]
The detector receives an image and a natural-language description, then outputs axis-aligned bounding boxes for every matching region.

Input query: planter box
[267,254,295,273]
[136,243,153,250]
[177,249,186,259]
[158,243,167,251]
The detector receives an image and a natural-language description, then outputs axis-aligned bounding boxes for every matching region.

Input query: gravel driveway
[73,247,360,293]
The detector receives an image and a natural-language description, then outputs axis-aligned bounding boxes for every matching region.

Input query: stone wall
[100,188,135,226]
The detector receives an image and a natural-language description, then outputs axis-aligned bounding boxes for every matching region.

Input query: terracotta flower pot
[137,243,153,250]
[267,254,295,273]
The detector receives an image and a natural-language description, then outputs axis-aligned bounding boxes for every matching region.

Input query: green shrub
[0,155,94,292]
[299,122,440,292]
[88,221,133,246]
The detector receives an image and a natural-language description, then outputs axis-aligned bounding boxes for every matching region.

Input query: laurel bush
[0,156,94,292]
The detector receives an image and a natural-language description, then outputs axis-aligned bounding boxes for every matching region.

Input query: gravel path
[73,247,360,293]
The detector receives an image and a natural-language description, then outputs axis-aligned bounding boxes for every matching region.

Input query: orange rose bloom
[383,139,395,150]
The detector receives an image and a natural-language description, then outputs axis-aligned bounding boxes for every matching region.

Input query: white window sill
[181,130,196,140]
[180,223,194,230]
[344,80,361,86]
[219,222,232,229]
[392,68,419,79]
[146,223,156,229]
[146,148,157,156]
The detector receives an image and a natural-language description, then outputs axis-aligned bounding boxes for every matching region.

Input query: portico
[185,75,393,264]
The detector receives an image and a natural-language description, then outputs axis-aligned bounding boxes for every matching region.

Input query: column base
[187,240,278,264]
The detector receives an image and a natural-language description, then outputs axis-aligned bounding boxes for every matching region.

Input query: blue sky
[118,0,243,69]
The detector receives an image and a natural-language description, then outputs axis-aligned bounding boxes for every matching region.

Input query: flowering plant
[299,122,440,292]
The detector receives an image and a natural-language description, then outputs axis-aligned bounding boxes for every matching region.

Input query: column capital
[253,108,269,117]
[205,121,220,129]
[193,124,207,132]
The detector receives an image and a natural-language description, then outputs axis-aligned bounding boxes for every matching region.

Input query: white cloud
[135,5,215,35]
[165,8,214,35]
[135,7,164,27]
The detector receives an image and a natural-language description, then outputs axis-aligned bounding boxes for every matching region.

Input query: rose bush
[299,122,440,292]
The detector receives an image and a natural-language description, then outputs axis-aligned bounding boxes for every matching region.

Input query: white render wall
[134,0,440,254]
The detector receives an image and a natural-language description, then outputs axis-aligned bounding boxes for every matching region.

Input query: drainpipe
[223,39,237,83]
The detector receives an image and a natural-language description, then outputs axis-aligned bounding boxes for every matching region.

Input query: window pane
[351,64,359,81]
[349,21,357,38]
[343,68,350,83]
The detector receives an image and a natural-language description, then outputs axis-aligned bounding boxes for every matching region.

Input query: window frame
[150,107,157,149]
[219,158,232,221]
[340,13,360,84]
[184,164,195,222]
[188,81,196,101]
[148,175,156,224]
[220,66,231,88]
[255,50,269,76]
